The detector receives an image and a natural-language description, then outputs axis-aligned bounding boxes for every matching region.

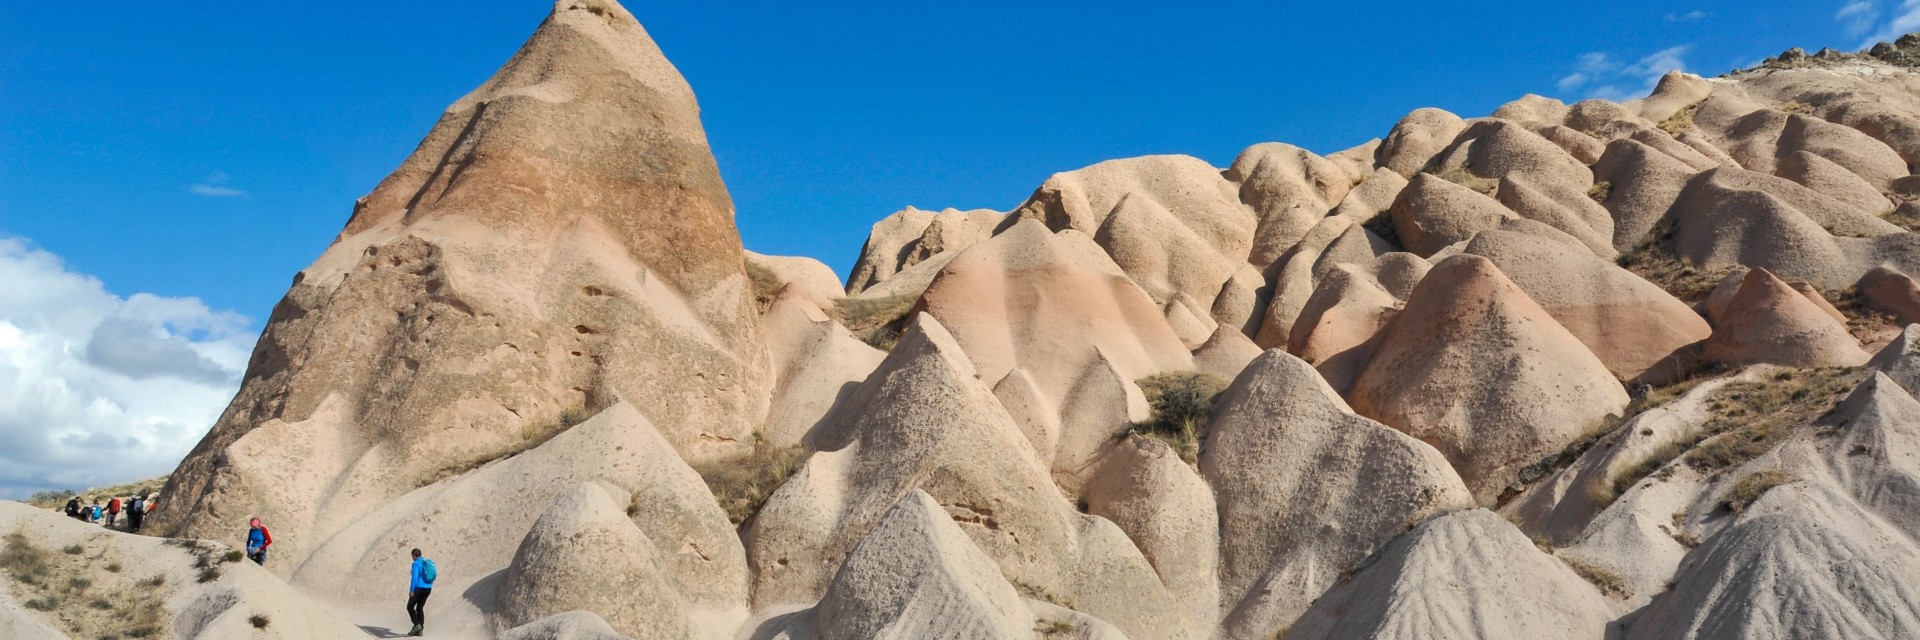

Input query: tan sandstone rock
[1702,268,1868,368]
[1351,255,1629,503]
[158,0,774,569]
[1203,351,1473,639]
[1284,509,1614,640]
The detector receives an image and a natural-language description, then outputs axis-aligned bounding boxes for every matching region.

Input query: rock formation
[155,0,773,574]
[15,7,1920,640]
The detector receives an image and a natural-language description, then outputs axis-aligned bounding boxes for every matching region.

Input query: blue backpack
[420,559,437,585]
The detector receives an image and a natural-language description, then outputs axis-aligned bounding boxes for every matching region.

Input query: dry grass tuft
[1035,618,1077,638]
[692,434,808,525]
[1126,372,1231,463]
[249,614,272,629]
[829,293,920,351]
[1430,164,1499,196]
[1726,469,1795,514]
[3,528,168,637]
[1616,219,1733,302]
[1683,367,1863,472]
[1587,180,1613,204]
[1657,102,1701,135]
[1560,555,1635,599]
[746,260,784,313]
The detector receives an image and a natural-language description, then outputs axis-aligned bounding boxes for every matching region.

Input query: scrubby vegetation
[829,293,921,351]
[1035,618,1077,638]
[1727,469,1795,514]
[1430,164,1499,196]
[1683,367,1863,472]
[1657,102,1700,135]
[746,259,785,313]
[692,434,808,525]
[1559,555,1634,599]
[1616,219,1733,302]
[1586,180,1613,204]
[4,529,167,638]
[1828,284,1903,342]
[1127,372,1231,463]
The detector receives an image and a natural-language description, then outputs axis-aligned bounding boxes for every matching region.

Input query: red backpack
[107,498,121,514]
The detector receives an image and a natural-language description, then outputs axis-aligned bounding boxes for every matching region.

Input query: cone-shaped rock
[753,315,1193,639]
[1085,435,1222,630]
[1351,254,1629,503]
[1388,173,1520,256]
[1284,509,1613,640]
[287,402,749,626]
[1377,108,1469,177]
[1702,268,1868,368]
[1463,226,1711,384]
[157,0,772,566]
[496,483,700,639]
[917,218,1193,475]
[1203,351,1473,639]
[1623,483,1920,639]
[807,490,1036,639]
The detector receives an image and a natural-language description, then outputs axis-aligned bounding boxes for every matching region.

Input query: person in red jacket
[105,496,122,528]
[246,518,272,565]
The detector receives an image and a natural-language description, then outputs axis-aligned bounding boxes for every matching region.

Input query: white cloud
[188,170,246,198]
[1840,0,1881,36]
[1665,10,1709,21]
[1845,0,1920,46]
[1558,45,1690,101]
[0,235,256,499]
[1870,0,1920,45]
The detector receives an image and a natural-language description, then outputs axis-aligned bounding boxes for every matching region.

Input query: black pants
[407,588,431,626]
[127,511,142,532]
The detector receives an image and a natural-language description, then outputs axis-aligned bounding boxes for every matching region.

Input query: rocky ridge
[7,3,1920,639]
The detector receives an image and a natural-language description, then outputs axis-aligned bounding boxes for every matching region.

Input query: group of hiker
[241,517,438,637]
[62,493,154,532]
[51,497,439,637]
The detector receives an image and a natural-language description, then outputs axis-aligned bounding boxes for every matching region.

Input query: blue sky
[0,0,1908,494]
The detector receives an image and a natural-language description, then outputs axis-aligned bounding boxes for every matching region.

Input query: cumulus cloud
[188,171,246,198]
[1555,45,1690,101]
[0,235,256,499]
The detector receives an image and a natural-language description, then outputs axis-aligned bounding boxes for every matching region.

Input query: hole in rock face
[582,286,605,297]
[574,325,596,335]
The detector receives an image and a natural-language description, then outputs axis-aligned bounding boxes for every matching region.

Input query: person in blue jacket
[406,548,437,637]
[245,518,272,565]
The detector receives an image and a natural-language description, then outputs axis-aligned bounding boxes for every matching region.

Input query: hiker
[126,495,146,533]
[246,518,272,565]
[106,496,122,528]
[89,500,103,523]
[406,548,437,637]
[64,496,81,520]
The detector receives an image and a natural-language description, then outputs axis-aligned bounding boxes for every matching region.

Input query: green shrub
[829,293,920,351]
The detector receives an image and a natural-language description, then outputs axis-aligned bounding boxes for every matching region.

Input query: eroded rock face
[1203,351,1473,639]
[1350,255,1628,503]
[496,484,702,640]
[157,0,773,569]
[1702,268,1868,368]
[749,315,1193,640]
[1284,509,1614,640]
[1623,483,1920,639]
[801,490,1036,639]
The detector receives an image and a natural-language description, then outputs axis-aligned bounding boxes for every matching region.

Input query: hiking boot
[407,624,422,637]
